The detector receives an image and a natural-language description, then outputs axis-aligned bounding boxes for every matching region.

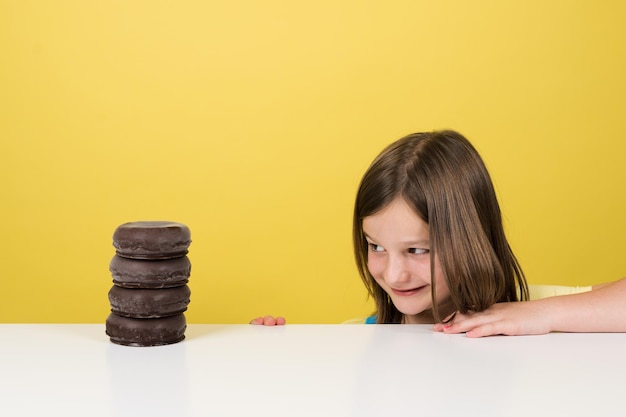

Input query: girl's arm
[434,277,626,337]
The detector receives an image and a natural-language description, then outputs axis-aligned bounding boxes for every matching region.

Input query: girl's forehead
[363,198,429,241]
[366,197,424,222]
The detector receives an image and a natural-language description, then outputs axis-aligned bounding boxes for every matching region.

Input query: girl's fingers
[250,315,286,326]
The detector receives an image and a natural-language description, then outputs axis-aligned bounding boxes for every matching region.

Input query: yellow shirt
[528,284,591,300]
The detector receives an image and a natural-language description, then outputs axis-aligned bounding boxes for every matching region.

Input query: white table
[1,324,624,417]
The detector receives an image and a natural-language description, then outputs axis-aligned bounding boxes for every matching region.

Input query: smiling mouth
[391,286,426,297]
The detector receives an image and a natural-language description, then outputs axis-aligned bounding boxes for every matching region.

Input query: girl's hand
[433,301,552,338]
[250,315,286,326]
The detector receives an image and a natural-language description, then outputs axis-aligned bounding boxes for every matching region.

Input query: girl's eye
[408,248,428,255]
[368,243,384,253]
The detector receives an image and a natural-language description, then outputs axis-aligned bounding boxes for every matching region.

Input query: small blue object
[365,315,377,324]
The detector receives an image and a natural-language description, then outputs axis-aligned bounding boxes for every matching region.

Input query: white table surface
[1,324,624,417]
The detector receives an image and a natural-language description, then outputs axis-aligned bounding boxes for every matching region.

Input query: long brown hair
[353,130,528,323]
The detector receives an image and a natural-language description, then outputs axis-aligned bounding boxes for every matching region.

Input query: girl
[252,130,626,337]
[353,129,528,325]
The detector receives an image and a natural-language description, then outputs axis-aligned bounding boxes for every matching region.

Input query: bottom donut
[105,313,187,347]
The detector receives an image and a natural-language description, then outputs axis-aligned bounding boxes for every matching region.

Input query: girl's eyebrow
[401,240,430,246]
[364,233,429,246]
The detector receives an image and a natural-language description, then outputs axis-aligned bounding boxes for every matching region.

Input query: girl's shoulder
[341,315,377,324]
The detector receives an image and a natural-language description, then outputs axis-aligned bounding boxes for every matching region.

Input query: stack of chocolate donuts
[105,221,192,346]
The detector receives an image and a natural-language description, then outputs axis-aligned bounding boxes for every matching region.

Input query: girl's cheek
[367,256,384,277]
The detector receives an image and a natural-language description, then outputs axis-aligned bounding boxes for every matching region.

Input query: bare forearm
[435,277,626,337]
[544,277,626,333]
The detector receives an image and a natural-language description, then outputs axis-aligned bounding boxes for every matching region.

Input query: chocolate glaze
[113,221,191,260]
[108,285,191,318]
[105,313,187,347]
[109,255,191,288]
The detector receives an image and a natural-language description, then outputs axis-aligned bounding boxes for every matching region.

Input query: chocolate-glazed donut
[105,313,187,347]
[112,221,191,260]
[108,285,191,318]
[109,255,191,288]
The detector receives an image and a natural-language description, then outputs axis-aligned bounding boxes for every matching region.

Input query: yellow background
[1,1,624,324]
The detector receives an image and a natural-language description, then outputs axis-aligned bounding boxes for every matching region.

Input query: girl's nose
[383,255,411,285]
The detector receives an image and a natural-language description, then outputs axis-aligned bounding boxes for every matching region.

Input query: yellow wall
[2,1,625,324]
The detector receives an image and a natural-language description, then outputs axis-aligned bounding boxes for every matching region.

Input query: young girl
[252,130,626,337]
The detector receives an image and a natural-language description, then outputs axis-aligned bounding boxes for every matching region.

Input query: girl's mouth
[391,286,426,297]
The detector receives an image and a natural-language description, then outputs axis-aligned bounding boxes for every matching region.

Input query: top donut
[112,221,191,260]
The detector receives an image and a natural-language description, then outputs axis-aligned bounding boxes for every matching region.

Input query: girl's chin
[395,304,434,320]
[403,313,436,324]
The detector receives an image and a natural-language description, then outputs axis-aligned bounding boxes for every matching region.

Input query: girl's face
[362,197,453,324]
